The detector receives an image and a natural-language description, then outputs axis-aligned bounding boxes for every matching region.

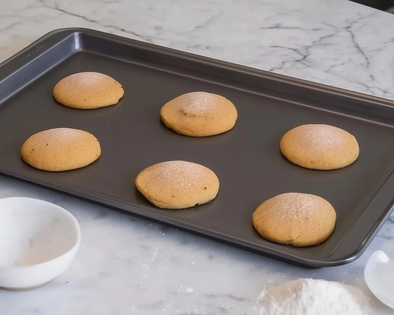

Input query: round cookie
[53,72,124,109]
[160,91,238,137]
[21,128,101,171]
[252,192,336,247]
[135,160,220,209]
[280,124,359,170]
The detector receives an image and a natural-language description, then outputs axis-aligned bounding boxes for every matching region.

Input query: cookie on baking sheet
[21,128,101,171]
[280,124,359,170]
[135,160,220,209]
[160,91,238,137]
[252,192,336,247]
[53,72,124,109]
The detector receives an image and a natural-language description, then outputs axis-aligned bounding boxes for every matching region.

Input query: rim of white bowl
[0,196,81,269]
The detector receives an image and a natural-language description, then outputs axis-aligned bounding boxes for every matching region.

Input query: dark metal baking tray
[1,28,394,268]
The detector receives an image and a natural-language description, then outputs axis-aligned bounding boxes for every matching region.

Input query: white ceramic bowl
[364,250,394,310]
[0,197,81,290]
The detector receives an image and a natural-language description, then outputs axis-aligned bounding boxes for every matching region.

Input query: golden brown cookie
[160,92,238,137]
[135,160,220,209]
[252,192,336,247]
[21,128,101,171]
[280,124,359,170]
[53,72,124,109]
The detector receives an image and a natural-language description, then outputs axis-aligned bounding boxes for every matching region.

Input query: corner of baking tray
[37,27,94,38]
[0,28,82,70]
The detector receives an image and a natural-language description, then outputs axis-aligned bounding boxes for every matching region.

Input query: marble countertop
[1,0,394,314]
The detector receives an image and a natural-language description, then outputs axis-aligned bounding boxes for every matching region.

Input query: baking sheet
[1,28,394,267]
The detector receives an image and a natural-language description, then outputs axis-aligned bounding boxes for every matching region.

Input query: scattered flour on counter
[258,278,371,315]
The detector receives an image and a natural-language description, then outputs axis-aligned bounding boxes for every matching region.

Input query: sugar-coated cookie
[160,92,238,137]
[135,160,220,209]
[21,128,101,171]
[252,192,336,247]
[53,72,124,109]
[280,124,359,170]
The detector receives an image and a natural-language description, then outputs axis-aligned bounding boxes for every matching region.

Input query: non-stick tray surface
[1,28,394,267]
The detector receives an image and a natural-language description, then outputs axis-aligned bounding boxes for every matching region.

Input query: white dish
[364,250,394,310]
[0,197,81,290]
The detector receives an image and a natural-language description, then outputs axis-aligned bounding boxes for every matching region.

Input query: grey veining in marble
[2,0,394,314]
[2,0,394,101]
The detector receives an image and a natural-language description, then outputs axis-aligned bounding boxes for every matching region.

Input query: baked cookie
[252,192,336,247]
[280,124,359,170]
[135,160,220,209]
[160,91,238,137]
[53,72,124,109]
[21,128,101,171]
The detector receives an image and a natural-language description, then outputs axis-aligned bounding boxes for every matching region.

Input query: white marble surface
[1,0,394,314]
